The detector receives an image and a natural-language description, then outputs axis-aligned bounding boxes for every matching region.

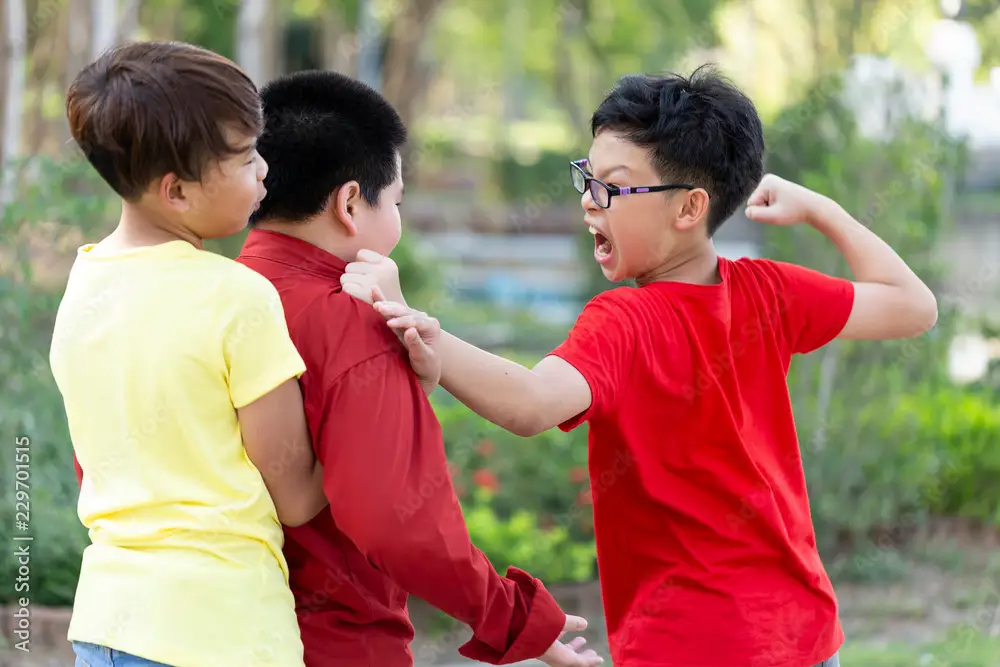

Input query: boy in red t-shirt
[343,66,937,667]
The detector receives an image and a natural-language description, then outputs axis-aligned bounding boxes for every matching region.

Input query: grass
[840,633,1000,666]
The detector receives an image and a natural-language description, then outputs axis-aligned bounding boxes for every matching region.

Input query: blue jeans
[815,653,841,667]
[72,642,172,667]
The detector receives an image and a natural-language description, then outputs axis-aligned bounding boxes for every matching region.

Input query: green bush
[434,394,594,538]
[885,388,1000,522]
[433,392,597,584]
[461,490,595,584]
[0,157,108,606]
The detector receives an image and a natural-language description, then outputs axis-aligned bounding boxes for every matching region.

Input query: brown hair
[66,41,262,201]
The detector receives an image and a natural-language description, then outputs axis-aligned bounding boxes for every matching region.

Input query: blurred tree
[964,0,1000,73]
[0,0,27,204]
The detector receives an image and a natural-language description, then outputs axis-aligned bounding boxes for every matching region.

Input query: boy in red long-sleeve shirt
[234,70,601,667]
[344,66,938,667]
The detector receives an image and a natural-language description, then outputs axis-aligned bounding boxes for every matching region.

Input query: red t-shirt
[548,257,854,667]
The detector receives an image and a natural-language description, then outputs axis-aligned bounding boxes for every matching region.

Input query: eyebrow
[595,164,631,181]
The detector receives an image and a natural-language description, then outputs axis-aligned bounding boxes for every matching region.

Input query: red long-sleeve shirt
[235,229,565,666]
[73,230,565,667]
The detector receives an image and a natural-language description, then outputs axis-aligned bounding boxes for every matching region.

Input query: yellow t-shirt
[49,240,307,667]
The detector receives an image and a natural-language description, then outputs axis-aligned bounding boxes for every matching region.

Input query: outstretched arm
[372,290,633,437]
[439,333,590,437]
[342,251,632,437]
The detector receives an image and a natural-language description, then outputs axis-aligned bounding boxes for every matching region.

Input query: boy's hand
[744,174,826,226]
[373,293,442,396]
[539,615,604,667]
[341,249,406,306]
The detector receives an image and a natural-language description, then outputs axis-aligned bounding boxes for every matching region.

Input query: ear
[157,173,190,212]
[674,188,710,231]
[331,181,362,237]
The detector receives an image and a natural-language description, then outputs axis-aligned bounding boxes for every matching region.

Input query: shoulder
[724,256,783,285]
[192,256,286,326]
[579,284,675,330]
[725,256,819,290]
[210,255,282,299]
[581,285,641,319]
[286,288,404,381]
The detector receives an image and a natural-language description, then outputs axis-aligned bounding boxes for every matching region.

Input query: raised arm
[314,348,597,665]
[806,195,938,340]
[746,174,938,342]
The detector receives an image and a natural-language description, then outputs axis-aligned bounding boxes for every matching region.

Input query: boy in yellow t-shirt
[49,41,325,667]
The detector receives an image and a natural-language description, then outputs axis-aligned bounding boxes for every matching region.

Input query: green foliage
[494,149,573,203]
[0,157,109,605]
[432,389,597,583]
[461,490,595,584]
[762,73,986,560]
[176,0,240,61]
[434,394,593,530]
[885,388,1000,522]
[390,232,443,309]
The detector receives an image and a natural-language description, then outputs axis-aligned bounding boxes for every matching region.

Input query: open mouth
[590,225,613,261]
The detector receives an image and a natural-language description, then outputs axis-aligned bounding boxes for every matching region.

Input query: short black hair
[67,41,261,201]
[591,64,764,236]
[250,70,407,224]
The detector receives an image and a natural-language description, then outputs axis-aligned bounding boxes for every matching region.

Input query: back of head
[591,65,765,236]
[250,70,407,224]
[66,41,262,202]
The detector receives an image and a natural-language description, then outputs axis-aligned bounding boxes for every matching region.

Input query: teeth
[588,226,599,236]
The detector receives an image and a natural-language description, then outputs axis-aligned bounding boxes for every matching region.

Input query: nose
[580,186,598,213]
[256,152,269,181]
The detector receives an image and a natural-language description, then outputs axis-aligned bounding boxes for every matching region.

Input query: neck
[254,218,356,264]
[637,241,720,286]
[109,202,203,250]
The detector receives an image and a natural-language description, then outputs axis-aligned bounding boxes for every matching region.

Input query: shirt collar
[239,228,348,280]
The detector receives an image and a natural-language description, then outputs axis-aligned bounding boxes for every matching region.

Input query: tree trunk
[91,0,119,61]
[356,0,382,91]
[321,4,354,74]
[380,0,444,131]
[1,0,27,205]
[119,0,142,43]
[552,0,586,141]
[65,0,93,90]
[236,0,279,87]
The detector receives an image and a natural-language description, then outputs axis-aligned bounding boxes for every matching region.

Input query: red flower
[577,489,592,506]
[476,439,495,457]
[568,466,587,484]
[472,468,500,493]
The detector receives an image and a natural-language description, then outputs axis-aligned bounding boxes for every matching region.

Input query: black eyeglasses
[570,159,694,209]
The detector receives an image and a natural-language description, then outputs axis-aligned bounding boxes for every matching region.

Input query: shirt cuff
[457,566,565,664]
